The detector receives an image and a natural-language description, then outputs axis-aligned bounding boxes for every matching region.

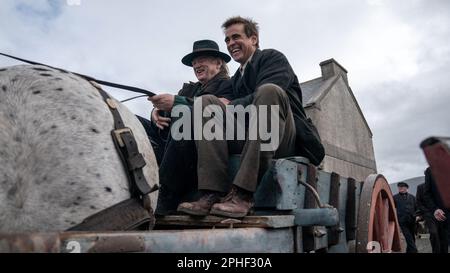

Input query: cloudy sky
[1,0,449,183]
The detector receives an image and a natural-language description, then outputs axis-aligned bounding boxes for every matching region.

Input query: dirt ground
[415,233,450,253]
[416,234,432,253]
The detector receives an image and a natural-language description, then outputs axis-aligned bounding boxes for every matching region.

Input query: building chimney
[320,58,348,85]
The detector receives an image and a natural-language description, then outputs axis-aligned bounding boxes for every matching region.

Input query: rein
[0,52,156,97]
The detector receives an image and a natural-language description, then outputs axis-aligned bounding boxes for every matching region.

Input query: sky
[1,0,449,183]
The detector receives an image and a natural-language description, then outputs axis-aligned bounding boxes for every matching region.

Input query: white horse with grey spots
[0,65,159,232]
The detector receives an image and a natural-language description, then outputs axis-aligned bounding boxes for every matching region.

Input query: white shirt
[239,52,255,77]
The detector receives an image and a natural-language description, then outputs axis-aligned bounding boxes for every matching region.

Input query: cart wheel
[356,174,403,253]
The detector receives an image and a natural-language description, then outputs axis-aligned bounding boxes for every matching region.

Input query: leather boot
[210,186,254,218]
[177,191,221,216]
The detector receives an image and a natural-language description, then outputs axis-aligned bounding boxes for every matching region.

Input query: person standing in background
[394,182,418,253]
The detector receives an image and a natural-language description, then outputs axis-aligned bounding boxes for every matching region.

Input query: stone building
[300,59,377,181]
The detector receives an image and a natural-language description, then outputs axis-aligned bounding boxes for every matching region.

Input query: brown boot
[177,191,221,216]
[210,186,254,218]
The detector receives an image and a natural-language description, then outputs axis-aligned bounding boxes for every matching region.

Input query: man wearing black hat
[146,40,233,216]
[394,182,418,252]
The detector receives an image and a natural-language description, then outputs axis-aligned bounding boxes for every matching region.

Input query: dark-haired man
[177,16,324,218]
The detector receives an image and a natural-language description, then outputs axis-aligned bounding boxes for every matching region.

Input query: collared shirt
[239,52,255,77]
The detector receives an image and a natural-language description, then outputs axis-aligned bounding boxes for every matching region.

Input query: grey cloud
[362,61,450,182]
[15,0,63,20]
[353,1,450,182]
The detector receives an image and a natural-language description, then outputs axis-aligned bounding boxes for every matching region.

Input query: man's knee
[254,83,288,104]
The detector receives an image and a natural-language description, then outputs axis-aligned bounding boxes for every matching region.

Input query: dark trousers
[196,84,297,193]
[424,214,449,253]
[400,221,418,253]
[137,115,198,214]
[158,136,198,202]
[136,115,168,165]
[448,218,450,247]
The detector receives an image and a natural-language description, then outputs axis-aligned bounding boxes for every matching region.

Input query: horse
[0,64,159,232]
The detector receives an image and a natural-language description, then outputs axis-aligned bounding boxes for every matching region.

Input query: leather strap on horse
[90,81,157,200]
[68,81,158,231]
[67,198,154,231]
[0,52,157,199]
[1,52,159,231]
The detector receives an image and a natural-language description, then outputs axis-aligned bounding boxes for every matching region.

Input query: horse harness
[67,81,159,231]
[0,52,159,231]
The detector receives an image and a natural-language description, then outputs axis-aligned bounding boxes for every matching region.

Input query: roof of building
[300,77,324,106]
[299,71,373,136]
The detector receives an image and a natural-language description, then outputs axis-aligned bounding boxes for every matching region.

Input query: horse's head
[0,65,159,232]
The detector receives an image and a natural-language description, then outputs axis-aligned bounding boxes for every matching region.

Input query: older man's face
[192,56,221,84]
[224,23,257,65]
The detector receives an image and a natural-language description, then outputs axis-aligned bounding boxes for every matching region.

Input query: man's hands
[148,94,175,111]
[151,108,171,130]
[148,94,174,130]
[434,209,447,222]
[148,95,229,129]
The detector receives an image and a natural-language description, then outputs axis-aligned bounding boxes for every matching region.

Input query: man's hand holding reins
[151,107,171,130]
[149,94,175,111]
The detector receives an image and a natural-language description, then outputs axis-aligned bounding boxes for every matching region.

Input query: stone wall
[305,72,376,181]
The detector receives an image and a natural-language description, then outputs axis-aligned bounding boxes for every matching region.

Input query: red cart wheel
[356,174,403,253]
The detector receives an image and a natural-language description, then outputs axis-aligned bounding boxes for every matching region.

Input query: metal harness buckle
[113,128,132,148]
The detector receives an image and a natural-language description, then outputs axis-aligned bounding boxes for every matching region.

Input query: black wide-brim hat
[182,39,231,67]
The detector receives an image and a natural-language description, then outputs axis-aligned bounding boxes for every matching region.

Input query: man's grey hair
[218,58,229,75]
